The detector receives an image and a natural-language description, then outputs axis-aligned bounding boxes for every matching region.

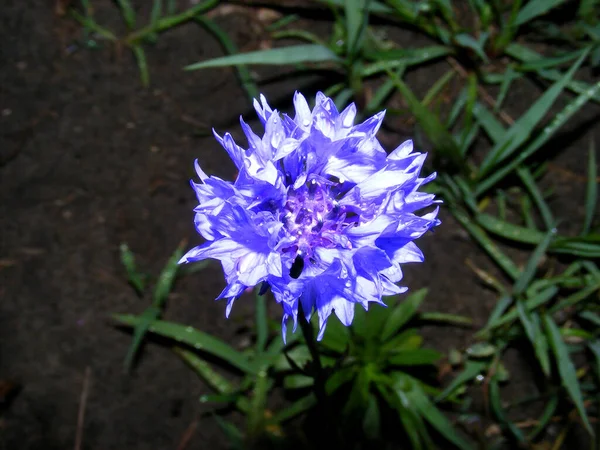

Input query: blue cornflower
[180,92,440,340]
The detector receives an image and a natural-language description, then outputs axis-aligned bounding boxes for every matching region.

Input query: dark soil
[1,2,598,450]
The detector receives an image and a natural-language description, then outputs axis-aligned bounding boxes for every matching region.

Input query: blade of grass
[361,46,452,76]
[479,286,559,335]
[517,166,554,230]
[70,10,118,41]
[268,394,317,424]
[515,0,569,26]
[381,288,427,341]
[475,77,600,195]
[495,65,520,111]
[345,0,370,58]
[174,347,250,413]
[527,394,559,440]
[478,49,589,176]
[194,17,259,103]
[185,44,340,71]
[115,0,136,29]
[119,243,145,295]
[387,70,463,171]
[255,289,268,353]
[122,305,160,371]
[436,360,488,402]
[125,0,219,44]
[473,103,505,144]
[152,244,184,306]
[582,139,597,235]
[114,314,258,374]
[543,314,592,434]
[409,384,473,450]
[449,206,520,280]
[505,43,600,103]
[513,228,556,295]
[517,303,551,376]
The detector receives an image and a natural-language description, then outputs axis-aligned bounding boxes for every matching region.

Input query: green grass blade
[115,0,136,29]
[489,376,526,442]
[518,50,585,72]
[213,416,244,450]
[247,368,269,439]
[454,33,488,62]
[255,289,268,353]
[268,394,317,424]
[543,314,592,434]
[436,360,487,402]
[409,384,473,450]
[475,77,600,195]
[122,305,160,371]
[480,216,537,244]
[366,68,404,112]
[151,0,162,25]
[185,44,340,71]
[588,339,600,379]
[131,45,149,87]
[473,103,505,144]
[345,0,369,57]
[516,304,550,376]
[478,49,588,177]
[318,0,392,14]
[361,46,452,76]
[450,207,520,280]
[119,243,145,295]
[480,286,558,334]
[419,312,473,326]
[114,314,258,374]
[195,17,259,104]
[548,281,600,314]
[515,0,569,26]
[528,395,558,440]
[381,288,427,341]
[387,70,463,171]
[505,43,600,103]
[152,244,184,306]
[175,347,249,413]
[582,139,597,235]
[513,228,556,295]
[495,66,520,111]
[70,10,118,41]
[388,348,441,366]
[517,166,554,230]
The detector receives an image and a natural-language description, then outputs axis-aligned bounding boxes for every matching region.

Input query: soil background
[1,1,598,449]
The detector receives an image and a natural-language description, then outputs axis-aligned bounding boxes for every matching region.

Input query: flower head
[180,92,440,340]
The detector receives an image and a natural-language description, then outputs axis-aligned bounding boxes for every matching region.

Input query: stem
[297,303,326,404]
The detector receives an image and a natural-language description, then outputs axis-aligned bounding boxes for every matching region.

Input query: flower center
[282,179,348,259]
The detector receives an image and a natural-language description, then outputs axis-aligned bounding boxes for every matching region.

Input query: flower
[180,92,440,341]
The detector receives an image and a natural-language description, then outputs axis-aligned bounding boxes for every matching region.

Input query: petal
[293,91,312,128]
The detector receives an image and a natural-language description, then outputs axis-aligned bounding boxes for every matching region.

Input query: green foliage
[273,289,472,449]
[70,0,220,86]
[82,0,600,447]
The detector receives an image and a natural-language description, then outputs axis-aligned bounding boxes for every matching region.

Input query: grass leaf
[119,243,145,295]
[582,139,597,235]
[185,44,340,71]
[114,314,258,374]
[195,17,259,103]
[152,244,184,306]
[515,0,569,26]
[478,49,588,177]
[543,314,592,434]
[381,288,427,341]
